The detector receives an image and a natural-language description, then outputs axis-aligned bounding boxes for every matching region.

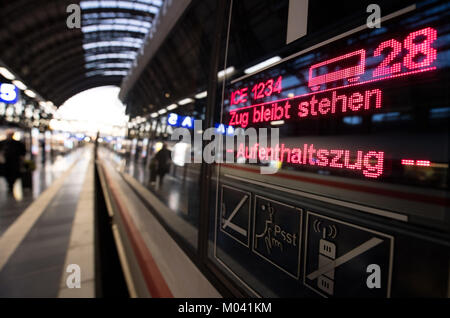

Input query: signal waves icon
[313,219,337,239]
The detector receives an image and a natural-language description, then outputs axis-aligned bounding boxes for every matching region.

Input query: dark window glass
[120,1,219,251]
[210,0,449,297]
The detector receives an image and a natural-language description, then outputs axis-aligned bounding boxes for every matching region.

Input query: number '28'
[373,27,437,77]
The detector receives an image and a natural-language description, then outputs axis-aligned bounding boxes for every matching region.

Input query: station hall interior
[0,0,449,299]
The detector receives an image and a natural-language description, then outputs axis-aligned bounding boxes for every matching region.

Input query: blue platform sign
[215,123,235,136]
[167,113,194,129]
[0,83,19,104]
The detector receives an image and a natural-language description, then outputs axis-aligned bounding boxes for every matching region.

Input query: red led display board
[214,2,450,300]
[229,27,437,128]
[235,143,384,178]
[224,18,449,187]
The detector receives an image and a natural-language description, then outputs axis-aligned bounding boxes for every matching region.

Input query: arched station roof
[0,0,163,106]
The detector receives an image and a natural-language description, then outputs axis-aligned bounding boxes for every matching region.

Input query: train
[95,0,449,298]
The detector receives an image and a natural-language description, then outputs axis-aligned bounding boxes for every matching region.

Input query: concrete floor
[0,146,95,298]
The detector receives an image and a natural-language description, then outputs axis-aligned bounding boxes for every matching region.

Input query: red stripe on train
[101,163,174,298]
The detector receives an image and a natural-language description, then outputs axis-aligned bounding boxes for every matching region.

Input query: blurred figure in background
[0,130,26,193]
[94,131,100,160]
[153,142,172,188]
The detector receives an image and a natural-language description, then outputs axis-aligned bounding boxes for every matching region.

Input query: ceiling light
[12,80,27,90]
[217,66,235,79]
[166,104,178,111]
[271,120,285,126]
[0,67,15,80]
[195,91,207,99]
[178,98,194,105]
[24,90,36,98]
[158,109,167,115]
[244,56,281,74]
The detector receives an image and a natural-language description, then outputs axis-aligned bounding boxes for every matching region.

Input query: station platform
[0,149,83,236]
[0,146,95,297]
[0,145,219,298]
[95,148,219,297]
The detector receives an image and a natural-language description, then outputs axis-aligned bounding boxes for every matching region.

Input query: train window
[122,1,219,251]
[209,0,449,297]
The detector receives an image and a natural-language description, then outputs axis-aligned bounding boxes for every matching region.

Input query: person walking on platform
[0,130,26,194]
[153,143,172,188]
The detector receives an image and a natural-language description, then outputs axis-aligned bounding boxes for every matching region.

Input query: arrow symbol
[222,195,248,236]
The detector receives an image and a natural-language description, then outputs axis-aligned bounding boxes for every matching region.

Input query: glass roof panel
[80,0,160,14]
[80,0,163,77]
[86,70,129,77]
[85,62,132,69]
[83,41,142,50]
[85,52,137,62]
[82,24,149,33]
